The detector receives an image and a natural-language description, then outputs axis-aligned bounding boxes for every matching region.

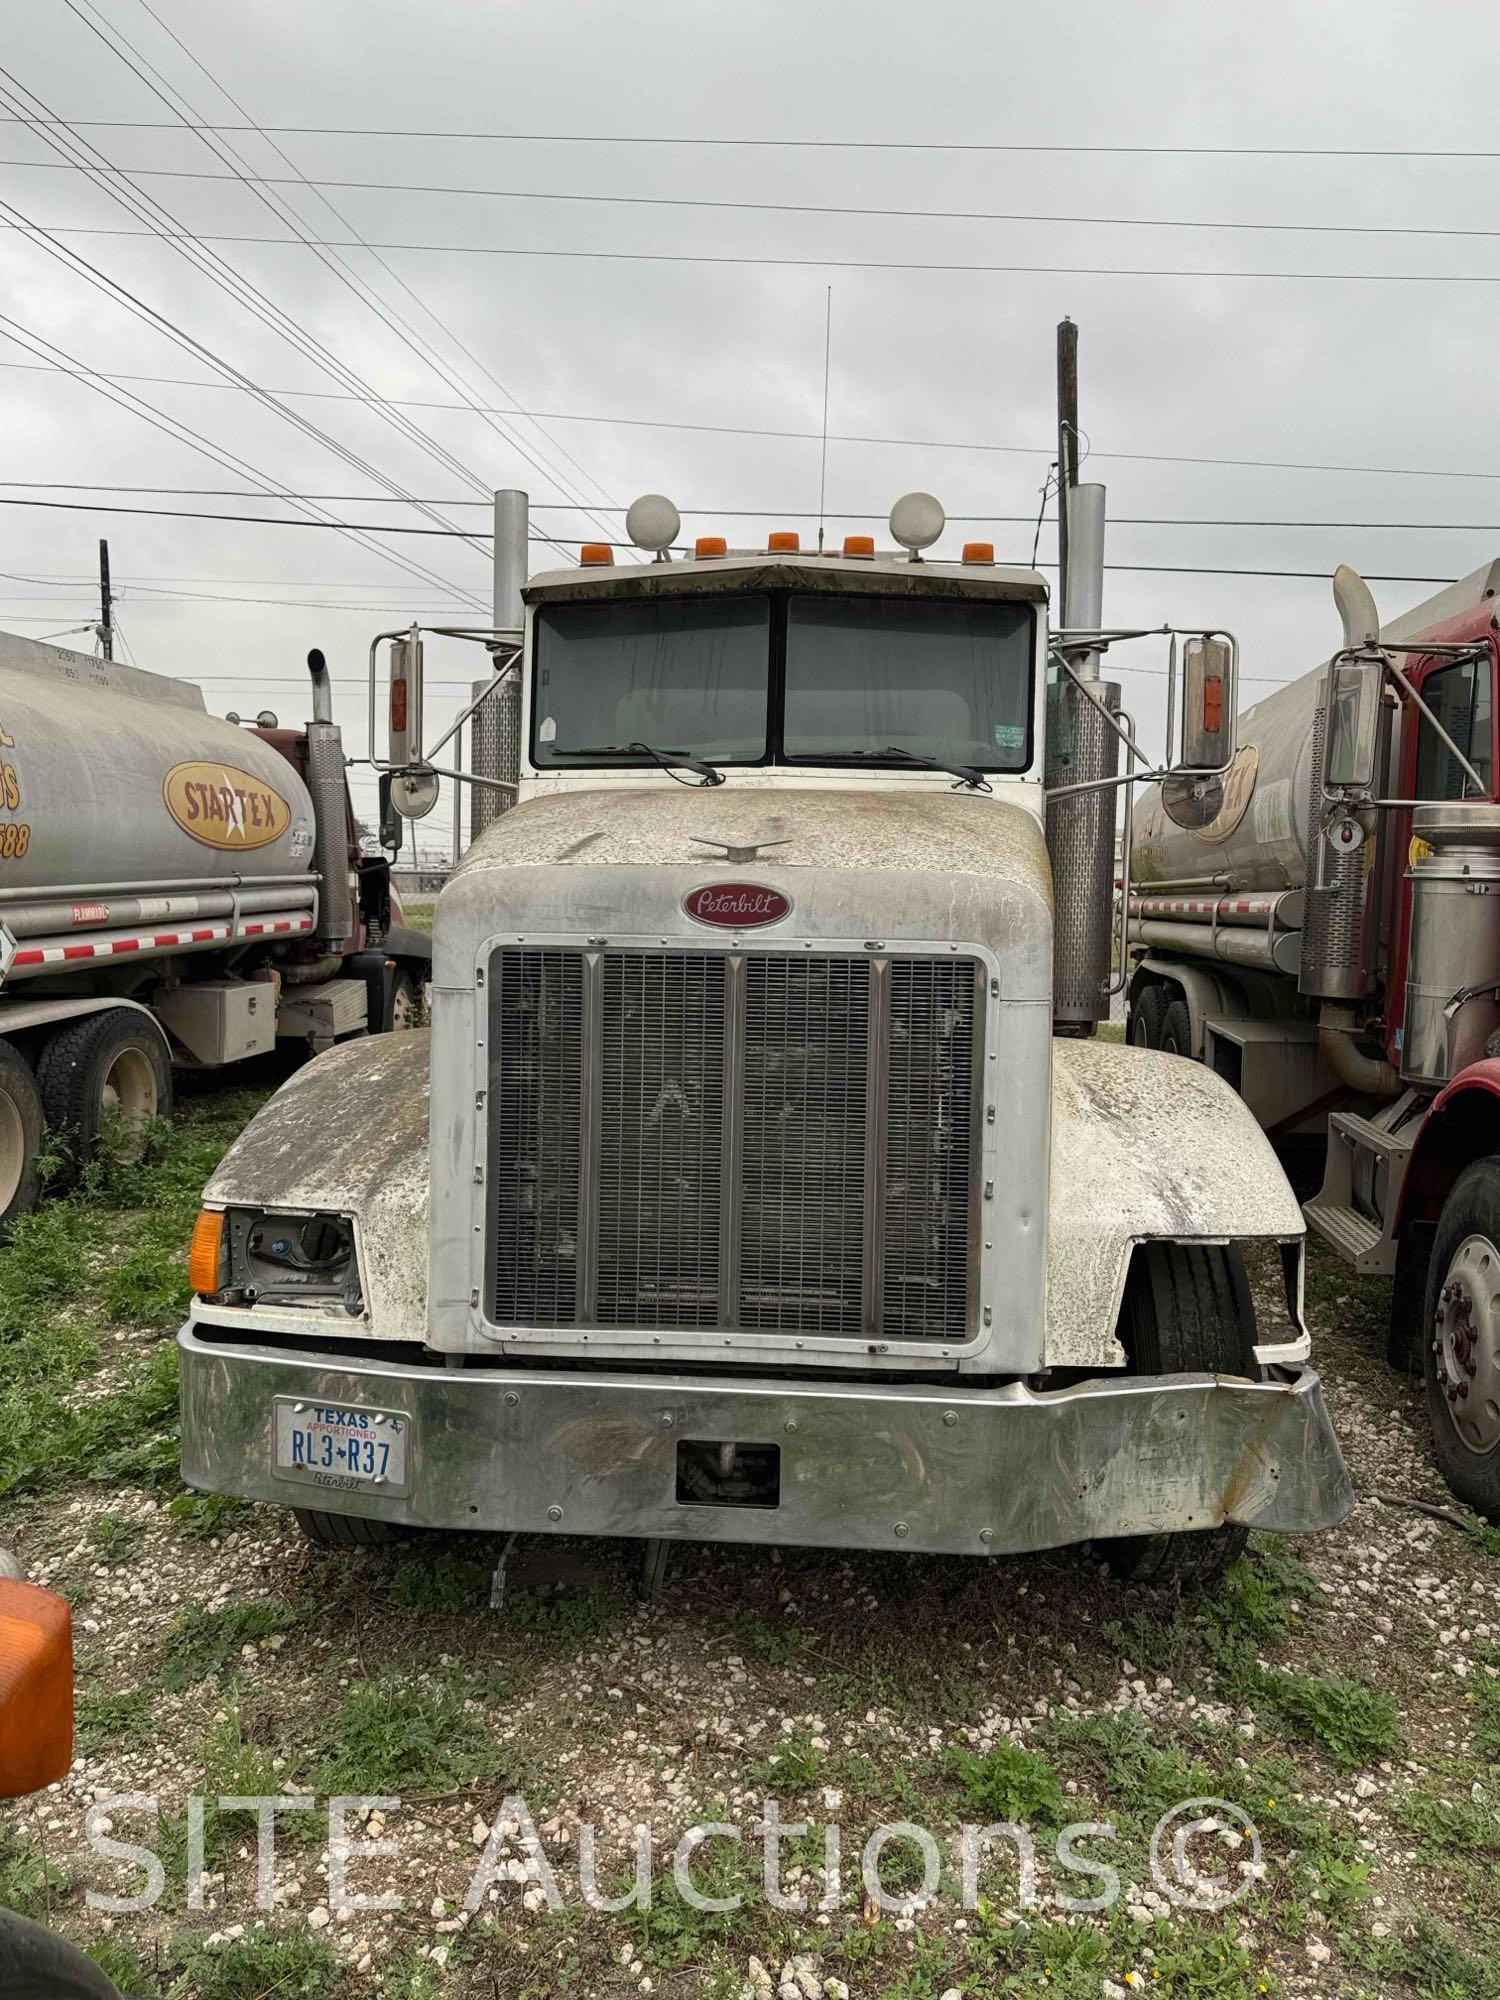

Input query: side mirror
[377,772,404,855]
[1324,654,1384,793]
[0,1574,73,1799]
[388,627,424,770]
[1178,635,1233,772]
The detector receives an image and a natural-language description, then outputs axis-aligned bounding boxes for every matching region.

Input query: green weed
[88,1939,162,1997]
[1253,1668,1401,1772]
[311,1673,507,1794]
[76,1686,154,1750]
[945,1738,1064,1825]
[168,1924,339,2000]
[370,1548,492,1612]
[0,1823,68,1919]
[158,1598,305,1691]
[167,1488,252,1540]
[751,1728,826,1791]
[87,1510,146,1565]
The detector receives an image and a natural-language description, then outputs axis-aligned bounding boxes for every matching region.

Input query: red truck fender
[1397,1058,1500,1227]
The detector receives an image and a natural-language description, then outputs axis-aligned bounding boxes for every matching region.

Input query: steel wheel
[1433,1233,1500,1455]
[0,1083,26,1213]
[389,970,419,1031]
[101,1044,158,1157]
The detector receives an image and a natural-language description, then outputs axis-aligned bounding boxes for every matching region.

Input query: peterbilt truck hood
[436,786,1054,998]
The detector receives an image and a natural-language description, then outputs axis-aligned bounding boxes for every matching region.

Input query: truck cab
[176,492,1350,1582]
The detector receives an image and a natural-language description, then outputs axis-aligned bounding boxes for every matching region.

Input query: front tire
[38,1008,171,1171]
[293,1509,415,1549]
[1424,1159,1500,1522]
[1100,1241,1259,1585]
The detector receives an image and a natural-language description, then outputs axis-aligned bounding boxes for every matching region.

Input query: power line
[9,150,1500,244]
[1,117,1497,159]
[0,61,501,581]
[0,494,1457,585]
[103,0,616,542]
[1,486,1497,533]
[16,215,1500,284]
[5,354,1499,486]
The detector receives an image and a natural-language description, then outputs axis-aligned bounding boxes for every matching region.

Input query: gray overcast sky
[2,0,1496,845]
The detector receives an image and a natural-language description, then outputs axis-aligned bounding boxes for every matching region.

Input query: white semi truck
[0,632,430,1231]
[175,486,1351,1582]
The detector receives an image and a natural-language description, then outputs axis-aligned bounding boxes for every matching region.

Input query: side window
[1415,656,1493,800]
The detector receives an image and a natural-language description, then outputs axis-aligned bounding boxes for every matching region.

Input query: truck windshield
[532,596,770,766]
[782,595,1033,770]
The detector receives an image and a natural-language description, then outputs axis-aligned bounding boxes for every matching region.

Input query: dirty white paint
[1046,1037,1305,1368]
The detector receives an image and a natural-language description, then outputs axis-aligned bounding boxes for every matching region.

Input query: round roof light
[625,493,681,554]
[889,491,945,555]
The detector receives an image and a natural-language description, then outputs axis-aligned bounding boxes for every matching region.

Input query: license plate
[273,1399,411,1496]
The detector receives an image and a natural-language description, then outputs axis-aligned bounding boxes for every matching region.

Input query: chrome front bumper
[177,1326,1353,1556]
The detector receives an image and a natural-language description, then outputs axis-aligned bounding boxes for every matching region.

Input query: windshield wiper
[561,740,726,787]
[836,746,993,793]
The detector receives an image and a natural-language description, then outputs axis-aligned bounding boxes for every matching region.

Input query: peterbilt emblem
[683,882,791,928]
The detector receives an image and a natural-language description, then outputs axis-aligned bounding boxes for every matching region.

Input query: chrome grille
[487,946,981,1343]
[489,947,583,1324]
[881,960,978,1341]
[595,953,726,1327]
[739,956,870,1335]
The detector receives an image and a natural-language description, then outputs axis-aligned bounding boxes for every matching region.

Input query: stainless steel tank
[1402,803,1500,1085]
[1131,663,1322,893]
[0,632,317,897]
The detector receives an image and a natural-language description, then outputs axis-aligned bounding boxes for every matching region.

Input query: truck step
[1303,1196,1388,1271]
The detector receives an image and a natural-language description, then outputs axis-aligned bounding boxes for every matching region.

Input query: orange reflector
[962,542,995,564]
[579,543,613,565]
[188,1209,225,1296]
[1203,673,1224,732]
[389,676,408,733]
[842,535,875,558]
[0,1578,73,1800]
[695,535,728,558]
[767,530,800,552]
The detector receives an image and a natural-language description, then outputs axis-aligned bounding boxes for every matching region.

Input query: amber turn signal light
[962,542,995,564]
[842,535,875,558]
[0,1577,73,1799]
[188,1209,225,1296]
[694,535,728,558]
[579,543,613,565]
[766,531,800,552]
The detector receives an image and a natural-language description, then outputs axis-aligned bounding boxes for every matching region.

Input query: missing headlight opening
[226,1210,362,1312]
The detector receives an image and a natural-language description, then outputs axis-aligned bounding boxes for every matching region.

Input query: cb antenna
[816,286,833,554]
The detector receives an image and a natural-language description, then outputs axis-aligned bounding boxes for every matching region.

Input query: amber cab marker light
[188,1208,225,1296]
[962,542,996,564]
[767,530,800,552]
[694,535,728,558]
[843,535,875,558]
[0,1577,73,1799]
[579,543,613,565]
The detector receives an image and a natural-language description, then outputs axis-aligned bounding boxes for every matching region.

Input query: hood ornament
[687,834,793,864]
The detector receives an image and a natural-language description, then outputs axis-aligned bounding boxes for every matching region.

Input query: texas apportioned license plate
[273,1398,411,1495]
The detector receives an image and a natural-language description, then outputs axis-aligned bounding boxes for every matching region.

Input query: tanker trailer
[0,630,430,1233]
[1124,561,1500,1140]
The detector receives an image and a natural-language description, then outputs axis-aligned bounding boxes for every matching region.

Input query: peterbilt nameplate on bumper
[180,1326,1353,1554]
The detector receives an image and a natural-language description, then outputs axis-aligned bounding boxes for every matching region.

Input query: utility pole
[96,538,113,660]
[1056,317,1078,614]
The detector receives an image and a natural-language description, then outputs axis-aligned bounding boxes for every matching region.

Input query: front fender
[1397,1057,1500,1226]
[203,1030,431,1342]
[1046,1039,1305,1368]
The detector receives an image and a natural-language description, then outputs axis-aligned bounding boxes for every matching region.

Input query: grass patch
[311,1672,507,1794]
[0,1823,68,1919]
[1391,1780,1500,1859]
[369,1548,493,1612]
[158,1598,305,1691]
[945,1738,1064,1825]
[76,1685,155,1750]
[499,1582,626,1644]
[750,1728,826,1792]
[169,1925,340,2000]
[1253,1668,1401,1772]
[166,1488,253,1540]
[87,1510,146,1565]
[88,1939,162,1997]
[0,1089,265,1502]
[1472,1675,1500,1761]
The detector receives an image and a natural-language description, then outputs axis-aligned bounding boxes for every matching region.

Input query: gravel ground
[3,1235,1498,2000]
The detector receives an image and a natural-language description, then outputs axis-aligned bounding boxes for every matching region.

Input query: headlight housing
[192,1207,363,1313]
